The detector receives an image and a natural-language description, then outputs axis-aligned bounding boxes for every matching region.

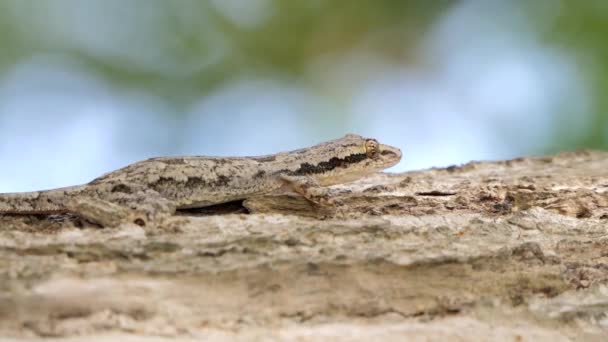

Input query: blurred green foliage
[0,1,452,103]
[0,0,606,152]
[528,1,608,151]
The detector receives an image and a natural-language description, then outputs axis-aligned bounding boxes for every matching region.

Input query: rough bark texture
[1,150,608,341]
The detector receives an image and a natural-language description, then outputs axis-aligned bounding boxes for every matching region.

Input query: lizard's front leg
[279,175,335,206]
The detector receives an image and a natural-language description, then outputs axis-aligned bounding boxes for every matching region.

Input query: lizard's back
[89,156,282,208]
[0,156,280,214]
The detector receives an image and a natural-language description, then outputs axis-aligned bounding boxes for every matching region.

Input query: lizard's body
[0,134,401,226]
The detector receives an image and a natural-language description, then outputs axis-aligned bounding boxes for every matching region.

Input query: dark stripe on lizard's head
[287,153,368,176]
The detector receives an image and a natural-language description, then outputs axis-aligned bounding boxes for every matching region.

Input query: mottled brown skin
[0,134,402,226]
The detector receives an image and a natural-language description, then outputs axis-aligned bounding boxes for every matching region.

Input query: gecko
[0,134,402,227]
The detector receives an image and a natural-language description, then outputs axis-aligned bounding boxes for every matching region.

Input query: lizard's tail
[0,186,84,214]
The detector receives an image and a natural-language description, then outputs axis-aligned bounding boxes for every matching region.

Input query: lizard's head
[290,134,402,185]
[341,133,402,173]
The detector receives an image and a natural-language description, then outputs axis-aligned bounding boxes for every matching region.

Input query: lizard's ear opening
[365,139,379,159]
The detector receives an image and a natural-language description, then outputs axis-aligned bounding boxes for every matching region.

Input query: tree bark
[1,150,607,340]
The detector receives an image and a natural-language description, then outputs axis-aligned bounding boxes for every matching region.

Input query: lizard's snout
[378,144,402,168]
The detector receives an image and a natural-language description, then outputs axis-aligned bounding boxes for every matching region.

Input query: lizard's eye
[365,139,379,158]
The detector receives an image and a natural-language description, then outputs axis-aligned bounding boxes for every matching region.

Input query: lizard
[0,134,402,227]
